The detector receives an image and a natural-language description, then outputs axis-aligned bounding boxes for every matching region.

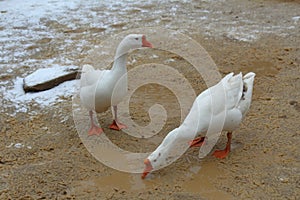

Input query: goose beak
[142,35,153,48]
[141,158,153,179]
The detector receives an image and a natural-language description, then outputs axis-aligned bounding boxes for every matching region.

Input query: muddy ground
[0,0,299,199]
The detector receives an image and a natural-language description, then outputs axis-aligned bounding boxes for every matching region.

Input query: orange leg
[109,106,127,131]
[213,132,232,159]
[189,136,206,147]
[88,111,103,136]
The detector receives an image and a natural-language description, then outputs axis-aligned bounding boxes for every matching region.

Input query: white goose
[142,72,255,179]
[80,34,153,136]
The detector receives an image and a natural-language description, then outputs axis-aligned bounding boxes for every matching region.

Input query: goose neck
[111,53,127,72]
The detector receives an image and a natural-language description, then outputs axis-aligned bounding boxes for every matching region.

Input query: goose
[142,72,255,179]
[80,34,153,136]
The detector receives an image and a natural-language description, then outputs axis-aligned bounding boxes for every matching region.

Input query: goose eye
[135,38,139,40]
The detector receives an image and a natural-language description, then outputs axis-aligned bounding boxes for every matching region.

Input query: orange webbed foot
[212,149,230,159]
[109,120,127,131]
[189,137,205,147]
[88,125,103,136]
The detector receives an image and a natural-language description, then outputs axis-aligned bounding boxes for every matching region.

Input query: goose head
[116,34,153,58]
[142,147,169,179]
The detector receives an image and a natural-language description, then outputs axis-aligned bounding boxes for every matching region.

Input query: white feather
[147,72,256,170]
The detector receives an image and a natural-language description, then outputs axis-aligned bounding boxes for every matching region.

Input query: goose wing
[223,72,243,110]
[80,64,110,87]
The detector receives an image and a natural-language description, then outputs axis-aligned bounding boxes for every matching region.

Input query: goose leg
[213,132,232,159]
[109,106,127,131]
[88,110,103,136]
[189,136,206,147]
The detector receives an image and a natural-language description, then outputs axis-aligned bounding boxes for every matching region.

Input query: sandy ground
[1,0,300,199]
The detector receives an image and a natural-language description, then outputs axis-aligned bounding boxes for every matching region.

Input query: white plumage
[142,72,255,179]
[80,34,153,135]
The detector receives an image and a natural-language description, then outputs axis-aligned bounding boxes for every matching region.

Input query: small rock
[253,180,261,186]
[151,54,159,59]
[14,143,24,148]
[120,190,126,194]
[23,65,80,92]
[278,115,287,119]
[174,185,181,189]
[164,58,175,63]
[6,143,14,148]
[289,100,298,105]
[277,57,283,61]
[279,177,289,183]
[60,116,69,123]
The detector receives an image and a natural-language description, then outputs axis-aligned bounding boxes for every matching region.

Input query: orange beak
[141,158,153,179]
[142,35,153,48]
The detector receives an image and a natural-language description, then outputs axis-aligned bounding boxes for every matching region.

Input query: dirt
[1,0,300,199]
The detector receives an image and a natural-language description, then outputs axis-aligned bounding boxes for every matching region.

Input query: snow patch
[3,77,79,115]
[292,16,300,23]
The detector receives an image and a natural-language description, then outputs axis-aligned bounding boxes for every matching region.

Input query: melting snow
[0,0,298,115]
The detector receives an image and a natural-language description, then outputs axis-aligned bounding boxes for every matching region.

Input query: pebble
[60,116,69,123]
[6,143,14,148]
[151,54,159,59]
[164,58,175,63]
[41,126,48,131]
[14,143,24,148]
[279,177,289,183]
[253,180,261,186]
